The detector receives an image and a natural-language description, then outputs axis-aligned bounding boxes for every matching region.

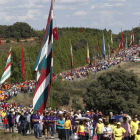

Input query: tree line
[0,22,140,82]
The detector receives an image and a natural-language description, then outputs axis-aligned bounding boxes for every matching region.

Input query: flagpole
[51,0,54,112]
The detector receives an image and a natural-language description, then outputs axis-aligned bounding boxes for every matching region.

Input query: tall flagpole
[51,0,54,111]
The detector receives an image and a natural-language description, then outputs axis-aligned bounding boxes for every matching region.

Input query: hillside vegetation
[8,62,140,116]
[0,22,140,82]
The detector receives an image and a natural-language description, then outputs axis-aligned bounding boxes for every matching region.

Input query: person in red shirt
[3,117,8,131]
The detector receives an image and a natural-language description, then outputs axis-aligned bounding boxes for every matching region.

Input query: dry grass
[7,93,33,107]
[0,130,37,140]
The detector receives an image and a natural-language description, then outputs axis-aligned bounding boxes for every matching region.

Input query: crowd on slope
[0,104,140,140]
[59,46,140,81]
[0,81,36,102]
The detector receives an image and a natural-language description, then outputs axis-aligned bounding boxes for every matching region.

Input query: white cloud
[54,5,76,10]
[0,0,15,4]
[17,9,41,21]
[0,12,15,21]
[74,11,87,16]
[58,0,88,3]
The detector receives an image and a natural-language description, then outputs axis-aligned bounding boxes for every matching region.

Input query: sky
[0,0,140,34]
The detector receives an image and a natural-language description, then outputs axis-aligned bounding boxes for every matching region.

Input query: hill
[0,22,140,82]
[7,61,140,112]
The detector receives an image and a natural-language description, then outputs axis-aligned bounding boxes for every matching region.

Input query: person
[56,113,65,140]
[7,111,15,132]
[3,116,8,131]
[95,118,104,140]
[19,112,27,136]
[89,120,94,139]
[49,112,56,139]
[83,120,90,140]
[101,122,112,140]
[121,117,131,140]
[26,111,31,134]
[64,115,72,140]
[76,120,85,140]
[42,112,50,139]
[32,110,41,139]
[72,115,78,134]
[113,122,126,140]
[16,112,21,133]
[76,110,82,118]
[135,129,140,140]
[130,117,140,140]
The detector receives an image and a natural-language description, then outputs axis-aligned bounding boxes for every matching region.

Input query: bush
[83,69,140,115]
[6,40,11,43]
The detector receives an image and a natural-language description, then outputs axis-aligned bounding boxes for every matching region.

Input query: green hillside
[0,22,140,82]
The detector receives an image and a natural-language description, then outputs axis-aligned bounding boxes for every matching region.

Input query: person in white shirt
[101,122,112,140]
[76,110,82,118]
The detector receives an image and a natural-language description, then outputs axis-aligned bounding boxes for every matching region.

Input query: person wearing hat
[113,122,126,140]
[95,118,104,140]
[85,111,90,118]
[121,117,131,140]
[130,117,140,140]
[101,122,112,140]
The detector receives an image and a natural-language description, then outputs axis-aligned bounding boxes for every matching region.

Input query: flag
[129,28,134,46]
[33,2,53,114]
[0,48,11,84]
[22,43,25,80]
[70,39,74,68]
[111,32,113,48]
[111,47,115,53]
[53,27,59,40]
[102,32,106,60]
[79,28,82,33]
[0,37,1,45]
[87,42,90,64]
[117,29,123,52]
[96,44,99,58]
[108,43,111,59]
[93,47,96,64]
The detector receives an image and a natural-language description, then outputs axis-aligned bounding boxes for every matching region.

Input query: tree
[83,69,140,115]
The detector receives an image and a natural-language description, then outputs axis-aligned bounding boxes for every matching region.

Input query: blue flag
[102,32,106,60]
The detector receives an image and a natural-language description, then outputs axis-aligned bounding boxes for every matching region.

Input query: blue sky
[0,0,140,34]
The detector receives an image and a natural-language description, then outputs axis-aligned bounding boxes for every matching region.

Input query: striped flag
[129,28,134,46]
[0,48,11,84]
[33,1,53,114]
[102,32,106,60]
[117,29,123,52]
[87,42,90,64]
[70,39,74,68]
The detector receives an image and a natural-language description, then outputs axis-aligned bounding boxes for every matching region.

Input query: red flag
[22,43,25,80]
[117,29,123,52]
[79,28,82,33]
[53,27,59,40]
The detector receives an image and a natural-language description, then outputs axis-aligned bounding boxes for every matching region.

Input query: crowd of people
[0,81,36,102]
[59,45,140,81]
[0,105,140,140]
